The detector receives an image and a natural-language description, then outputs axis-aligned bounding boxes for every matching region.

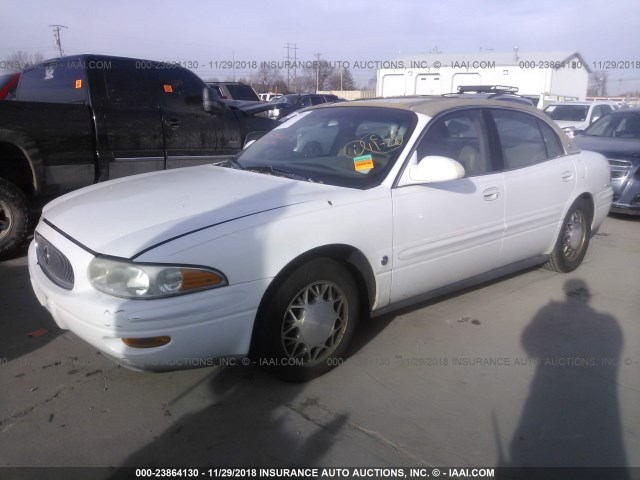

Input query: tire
[0,178,30,258]
[256,257,360,382]
[545,199,591,273]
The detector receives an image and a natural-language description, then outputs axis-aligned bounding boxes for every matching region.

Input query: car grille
[608,158,632,180]
[35,232,75,290]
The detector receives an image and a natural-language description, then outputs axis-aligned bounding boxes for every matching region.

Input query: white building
[376,50,591,107]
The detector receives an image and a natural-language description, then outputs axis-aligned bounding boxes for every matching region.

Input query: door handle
[167,119,180,128]
[561,171,574,182]
[483,187,500,201]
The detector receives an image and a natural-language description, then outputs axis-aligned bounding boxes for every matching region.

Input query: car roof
[609,107,640,114]
[321,95,541,117]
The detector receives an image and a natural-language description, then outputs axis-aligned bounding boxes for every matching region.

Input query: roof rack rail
[457,85,519,94]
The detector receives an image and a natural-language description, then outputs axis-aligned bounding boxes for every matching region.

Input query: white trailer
[376,50,590,107]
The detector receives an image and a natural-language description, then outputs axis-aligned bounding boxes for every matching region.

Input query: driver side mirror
[203,86,225,115]
[408,155,465,183]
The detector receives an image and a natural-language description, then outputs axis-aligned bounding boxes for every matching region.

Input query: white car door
[490,109,576,265]
[390,109,506,304]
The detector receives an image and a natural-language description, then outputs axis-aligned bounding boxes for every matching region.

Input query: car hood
[554,120,587,130]
[574,135,640,161]
[42,165,341,259]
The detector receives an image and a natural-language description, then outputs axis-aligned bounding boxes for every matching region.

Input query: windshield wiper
[246,165,320,183]
[221,156,245,170]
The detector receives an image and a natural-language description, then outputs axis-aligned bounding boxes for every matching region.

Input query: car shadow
[495,278,628,475]
[348,264,543,356]
[0,248,63,364]
[110,365,348,473]
[609,212,640,222]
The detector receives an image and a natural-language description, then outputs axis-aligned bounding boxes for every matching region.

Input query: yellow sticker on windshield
[354,154,374,173]
[163,84,173,93]
[75,79,82,89]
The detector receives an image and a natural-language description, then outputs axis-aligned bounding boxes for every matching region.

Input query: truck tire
[0,178,30,258]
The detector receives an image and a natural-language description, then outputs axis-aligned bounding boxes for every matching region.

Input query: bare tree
[588,71,608,97]
[251,64,281,93]
[327,68,356,91]
[299,60,335,93]
[4,51,44,72]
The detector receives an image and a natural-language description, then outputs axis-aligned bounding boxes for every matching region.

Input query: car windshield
[583,112,640,139]
[544,104,590,122]
[236,106,417,189]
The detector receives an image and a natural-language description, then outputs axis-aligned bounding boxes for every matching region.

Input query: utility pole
[314,52,322,93]
[49,25,68,57]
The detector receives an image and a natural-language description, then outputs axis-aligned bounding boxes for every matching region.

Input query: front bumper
[28,222,270,371]
[609,159,640,216]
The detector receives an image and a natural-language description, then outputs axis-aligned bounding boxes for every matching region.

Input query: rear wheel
[0,178,30,258]
[545,199,591,273]
[256,257,360,382]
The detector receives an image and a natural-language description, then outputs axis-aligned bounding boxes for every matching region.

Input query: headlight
[88,257,227,299]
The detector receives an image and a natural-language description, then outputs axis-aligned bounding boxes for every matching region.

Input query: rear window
[17,61,87,104]
[223,83,259,101]
[544,104,590,122]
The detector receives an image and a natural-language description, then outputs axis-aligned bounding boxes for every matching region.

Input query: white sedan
[28,97,613,382]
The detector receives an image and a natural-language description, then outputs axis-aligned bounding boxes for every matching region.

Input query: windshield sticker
[353,154,374,174]
[75,79,82,89]
[44,66,55,80]
[344,132,404,158]
[163,84,173,93]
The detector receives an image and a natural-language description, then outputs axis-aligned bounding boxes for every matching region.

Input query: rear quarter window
[17,61,88,104]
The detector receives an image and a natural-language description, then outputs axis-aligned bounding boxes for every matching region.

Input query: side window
[592,105,611,124]
[311,96,326,106]
[103,59,152,108]
[17,61,87,104]
[298,96,313,108]
[416,109,492,176]
[153,66,204,111]
[491,110,548,169]
[537,120,564,159]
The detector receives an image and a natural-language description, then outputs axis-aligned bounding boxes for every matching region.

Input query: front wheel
[256,258,360,382]
[545,199,592,273]
[0,178,30,258]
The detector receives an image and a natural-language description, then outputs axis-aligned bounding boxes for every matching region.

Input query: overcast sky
[2,0,639,93]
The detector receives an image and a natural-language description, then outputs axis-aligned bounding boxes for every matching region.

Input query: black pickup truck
[0,54,278,257]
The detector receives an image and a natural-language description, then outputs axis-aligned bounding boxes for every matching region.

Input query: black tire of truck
[0,178,30,258]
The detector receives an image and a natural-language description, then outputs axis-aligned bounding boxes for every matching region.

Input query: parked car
[544,101,618,137]
[29,97,612,382]
[259,92,282,102]
[574,107,640,215]
[0,55,279,257]
[0,72,20,100]
[268,93,343,120]
[206,81,261,108]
